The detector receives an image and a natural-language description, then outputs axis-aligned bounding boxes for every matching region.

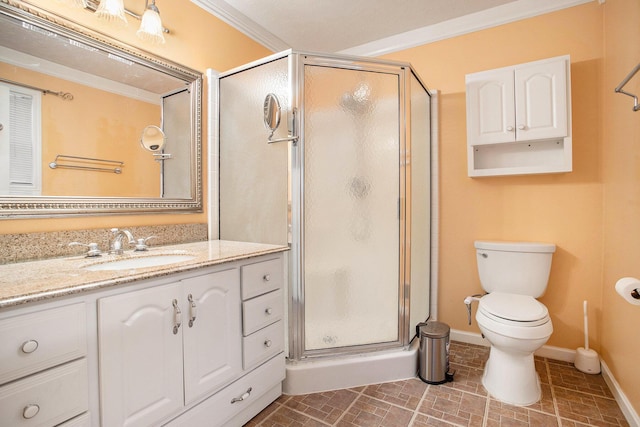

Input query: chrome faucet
[110,228,134,255]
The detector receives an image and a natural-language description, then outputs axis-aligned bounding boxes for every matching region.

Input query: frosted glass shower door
[303,65,401,351]
[219,57,290,245]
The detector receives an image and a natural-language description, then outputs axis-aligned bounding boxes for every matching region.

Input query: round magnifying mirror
[140,125,166,152]
[263,93,281,136]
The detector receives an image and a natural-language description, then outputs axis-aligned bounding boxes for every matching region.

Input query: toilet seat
[478,292,549,327]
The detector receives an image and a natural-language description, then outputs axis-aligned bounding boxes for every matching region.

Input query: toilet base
[482,345,541,406]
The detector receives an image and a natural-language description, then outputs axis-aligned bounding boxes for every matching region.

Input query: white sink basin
[83,254,195,271]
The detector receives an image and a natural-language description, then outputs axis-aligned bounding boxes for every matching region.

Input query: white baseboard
[601,360,640,427]
[451,329,639,427]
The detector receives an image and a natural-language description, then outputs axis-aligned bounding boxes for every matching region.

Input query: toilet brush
[574,300,601,374]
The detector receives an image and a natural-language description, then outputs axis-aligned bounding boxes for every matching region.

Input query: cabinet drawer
[57,412,90,427]
[242,289,283,336]
[243,320,284,370]
[0,358,88,427]
[0,303,87,385]
[241,257,282,300]
[164,354,285,427]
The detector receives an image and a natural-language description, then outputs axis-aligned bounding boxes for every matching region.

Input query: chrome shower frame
[286,52,430,361]
[216,49,432,362]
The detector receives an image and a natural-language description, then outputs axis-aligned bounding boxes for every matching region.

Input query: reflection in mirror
[263,93,281,139]
[140,125,166,152]
[0,1,202,217]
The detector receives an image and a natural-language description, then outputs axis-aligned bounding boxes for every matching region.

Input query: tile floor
[245,341,629,427]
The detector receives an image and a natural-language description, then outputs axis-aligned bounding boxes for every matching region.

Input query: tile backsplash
[0,223,208,264]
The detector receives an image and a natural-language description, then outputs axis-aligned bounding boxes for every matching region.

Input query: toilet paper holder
[615,277,640,305]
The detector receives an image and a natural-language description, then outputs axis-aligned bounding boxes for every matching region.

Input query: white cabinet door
[515,58,568,141]
[98,283,184,427]
[466,68,515,145]
[182,268,242,404]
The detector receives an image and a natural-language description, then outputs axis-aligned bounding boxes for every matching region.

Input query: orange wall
[385,2,604,351]
[1,0,271,232]
[386,1,640,414]
[1,63,161,197]
[601,0,640,413]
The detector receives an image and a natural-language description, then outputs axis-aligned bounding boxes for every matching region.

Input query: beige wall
[385,0,639,414]
[2,0,271,233]
[601,0,640,413]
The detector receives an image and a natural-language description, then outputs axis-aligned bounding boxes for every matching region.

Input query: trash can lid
[418,321,450,339]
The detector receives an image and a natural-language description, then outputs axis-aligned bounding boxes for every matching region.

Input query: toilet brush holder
[574,300,601,374]
[575,346,601,374]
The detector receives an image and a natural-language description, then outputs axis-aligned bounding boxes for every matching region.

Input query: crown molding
[191,0,593,57]
[190,0,289,52]
[340,0,594,56]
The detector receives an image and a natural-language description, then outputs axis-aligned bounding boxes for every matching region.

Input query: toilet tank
[475,241,556,298]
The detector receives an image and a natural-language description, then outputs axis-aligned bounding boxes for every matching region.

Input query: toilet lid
[479,292,549,324]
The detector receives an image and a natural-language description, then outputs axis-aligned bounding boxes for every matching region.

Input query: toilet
[473,240,555,406]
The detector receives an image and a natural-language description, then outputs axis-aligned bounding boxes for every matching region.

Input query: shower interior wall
[217,51,432,361]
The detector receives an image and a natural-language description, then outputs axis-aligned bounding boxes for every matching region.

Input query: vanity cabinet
[98,253,285,427]
[466,55,572,176]
[98,268,242,427]
[0,303,89,427]
[0,243,287,427]
[164,256,285,427]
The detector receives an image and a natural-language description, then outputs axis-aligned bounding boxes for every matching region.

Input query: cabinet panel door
[515,58,567,141]
[466,69,515,145]
[98,284,183,427]
[182,268,242,404]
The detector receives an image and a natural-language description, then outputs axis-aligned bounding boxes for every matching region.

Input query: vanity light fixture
[85,0,168,43]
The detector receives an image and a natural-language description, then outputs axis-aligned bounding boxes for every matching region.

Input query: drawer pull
[230,387,252,404]
[264,339,272,348]
[265,307,273,315]
[23,404,40,419]
[172,299,182,335]
[21,340,39,354]
[188,294,197,327]
[263,274,271,282]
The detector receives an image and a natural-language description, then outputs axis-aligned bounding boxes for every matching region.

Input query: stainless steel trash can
[417,321,454,384]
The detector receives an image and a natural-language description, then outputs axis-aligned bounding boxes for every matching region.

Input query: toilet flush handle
[463,294,485,325]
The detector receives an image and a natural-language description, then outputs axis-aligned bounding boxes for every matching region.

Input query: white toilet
[473,240,555,406]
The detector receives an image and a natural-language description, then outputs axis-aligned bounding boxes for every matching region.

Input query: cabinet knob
[265,307,273,315]
[506,126,514,132]
[518,124,526,130]
[21,340,39,354]
[264,339,272,348]
[23,404,40,419]
[263,274,271,282]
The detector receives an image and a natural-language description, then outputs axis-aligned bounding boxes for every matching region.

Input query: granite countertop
[0,240,289,309]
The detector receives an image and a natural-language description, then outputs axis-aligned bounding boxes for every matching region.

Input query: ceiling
[191,0,591,56]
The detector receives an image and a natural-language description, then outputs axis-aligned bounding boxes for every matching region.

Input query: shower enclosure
[217,51,432,373]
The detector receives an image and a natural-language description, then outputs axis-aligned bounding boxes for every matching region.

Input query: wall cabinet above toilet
[465,55,572,177]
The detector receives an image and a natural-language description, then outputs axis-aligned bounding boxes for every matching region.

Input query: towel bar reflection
[614,63,640,112]
[49,155,124,174]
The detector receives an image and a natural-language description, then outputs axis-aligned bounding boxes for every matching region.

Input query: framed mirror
[0,0,202,217]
